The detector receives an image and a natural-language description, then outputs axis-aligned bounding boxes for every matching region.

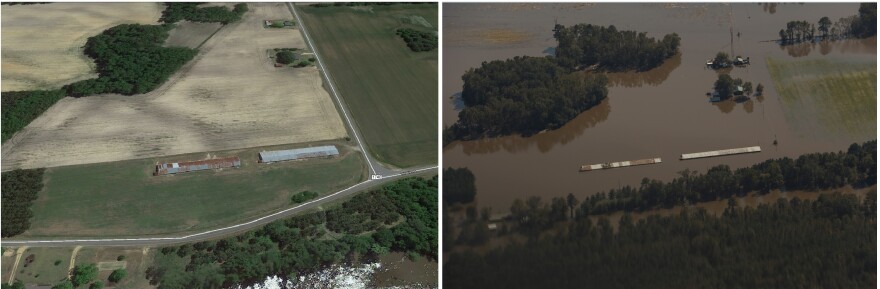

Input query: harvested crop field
[19,141,365,237]
[1,3,347,171]
[163,21,223,48]
[1,3,163,91]
[767,56,877,140]
[298,4,438,168]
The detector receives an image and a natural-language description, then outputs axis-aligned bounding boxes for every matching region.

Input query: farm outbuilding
[259,145,339,163]
[155,156,241,175]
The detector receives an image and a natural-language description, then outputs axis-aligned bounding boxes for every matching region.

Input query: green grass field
[767,57,876,139]
[9,247,72,286]
[19,141,366,237]
[298,4,438,168]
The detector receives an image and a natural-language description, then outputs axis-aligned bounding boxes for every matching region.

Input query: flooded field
[443,3,876,211]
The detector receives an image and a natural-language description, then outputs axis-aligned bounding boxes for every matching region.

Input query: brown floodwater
[443,3,877,211]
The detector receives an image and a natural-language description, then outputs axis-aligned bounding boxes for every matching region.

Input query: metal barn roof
[259,145,339,163]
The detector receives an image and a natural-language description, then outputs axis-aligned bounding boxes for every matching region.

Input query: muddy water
[443,3,876,211]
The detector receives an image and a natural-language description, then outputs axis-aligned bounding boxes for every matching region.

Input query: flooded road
[443,3,876,211]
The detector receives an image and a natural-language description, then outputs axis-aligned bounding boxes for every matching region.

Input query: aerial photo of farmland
[443,3,876,288]
[1,2,437,289]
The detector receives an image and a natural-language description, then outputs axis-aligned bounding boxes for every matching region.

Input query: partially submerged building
[259,145,339,163]
[155,156,241,175]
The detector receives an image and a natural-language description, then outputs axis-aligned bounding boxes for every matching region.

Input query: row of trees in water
[554,24,681,71]
[147,177,436,289]
[447,24,679,141]
[778,3,876,44]
[1,168,45,237]
[446,191,876,289]
[493,141,875,230]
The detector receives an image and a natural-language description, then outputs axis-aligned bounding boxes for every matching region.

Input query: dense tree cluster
[575,141,876,216]
[779,4,876,44]
[1,169,45,237]
[554,24,680,71]
[146,177,437,288]
[108,269,127,283]
[395,28,438,52]
[64,24,198,97]
[290,191,318,203]
[713,74,752,101]
[160,3,248,24]
[853,3,877,38]
[443,167,477,204]
[448,23,679,140]
[446,192,876,289]
[275,51,297,64]
[450,56,608,139]
[1,89,66,142]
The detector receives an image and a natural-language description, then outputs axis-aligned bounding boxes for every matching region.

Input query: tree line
[1,168,45,237]
[395,28,438,52]
[445,191,876,289]
[778,3,876,45]
[146,176,437,289]
[160,3,248,24]
[449,56,609,139]
[554,24,681,71]
[447,24,679,141]
[2,90,66,143]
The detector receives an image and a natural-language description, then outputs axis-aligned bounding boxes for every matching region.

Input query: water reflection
[713,99,735,113]
[782,38,876,57]
[450,98,611,155]
[606,53,682,87]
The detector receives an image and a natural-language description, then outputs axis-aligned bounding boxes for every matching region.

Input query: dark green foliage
[50,281,73,289]
[325,191,398,234]
[554,24,680,71]
[446,192,876,289]
[714,74,735,100]
[443,167,476,204]
[117,255,126,261]
[71,264,98,287]
[853,3,877,38]
[451,56,608,139]
[146,177,437,288]
[290,191,318,203]
[64,24,198,97]
[9,281,24,289]
[275,50,297,65]
[1,168,45,237]
[395,28,437,52]
[89,281,104,289]
[160,3,248,24]
[578,141,876,216]
[108,269,127,283]
[2,89,66,142]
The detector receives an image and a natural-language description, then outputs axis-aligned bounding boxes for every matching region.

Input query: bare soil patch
[1,3,163,91]
[1,3,347,171]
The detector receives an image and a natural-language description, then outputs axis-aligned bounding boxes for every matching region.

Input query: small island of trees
[447,23,680,141]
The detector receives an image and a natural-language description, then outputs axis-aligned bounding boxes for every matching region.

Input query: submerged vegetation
[450,56,608,139]
[554,24,681,71]
[147,177,437,288]
[778,3,876,45]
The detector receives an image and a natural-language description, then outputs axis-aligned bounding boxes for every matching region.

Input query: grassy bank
[19,141,366,237]
[298,4,438,168]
